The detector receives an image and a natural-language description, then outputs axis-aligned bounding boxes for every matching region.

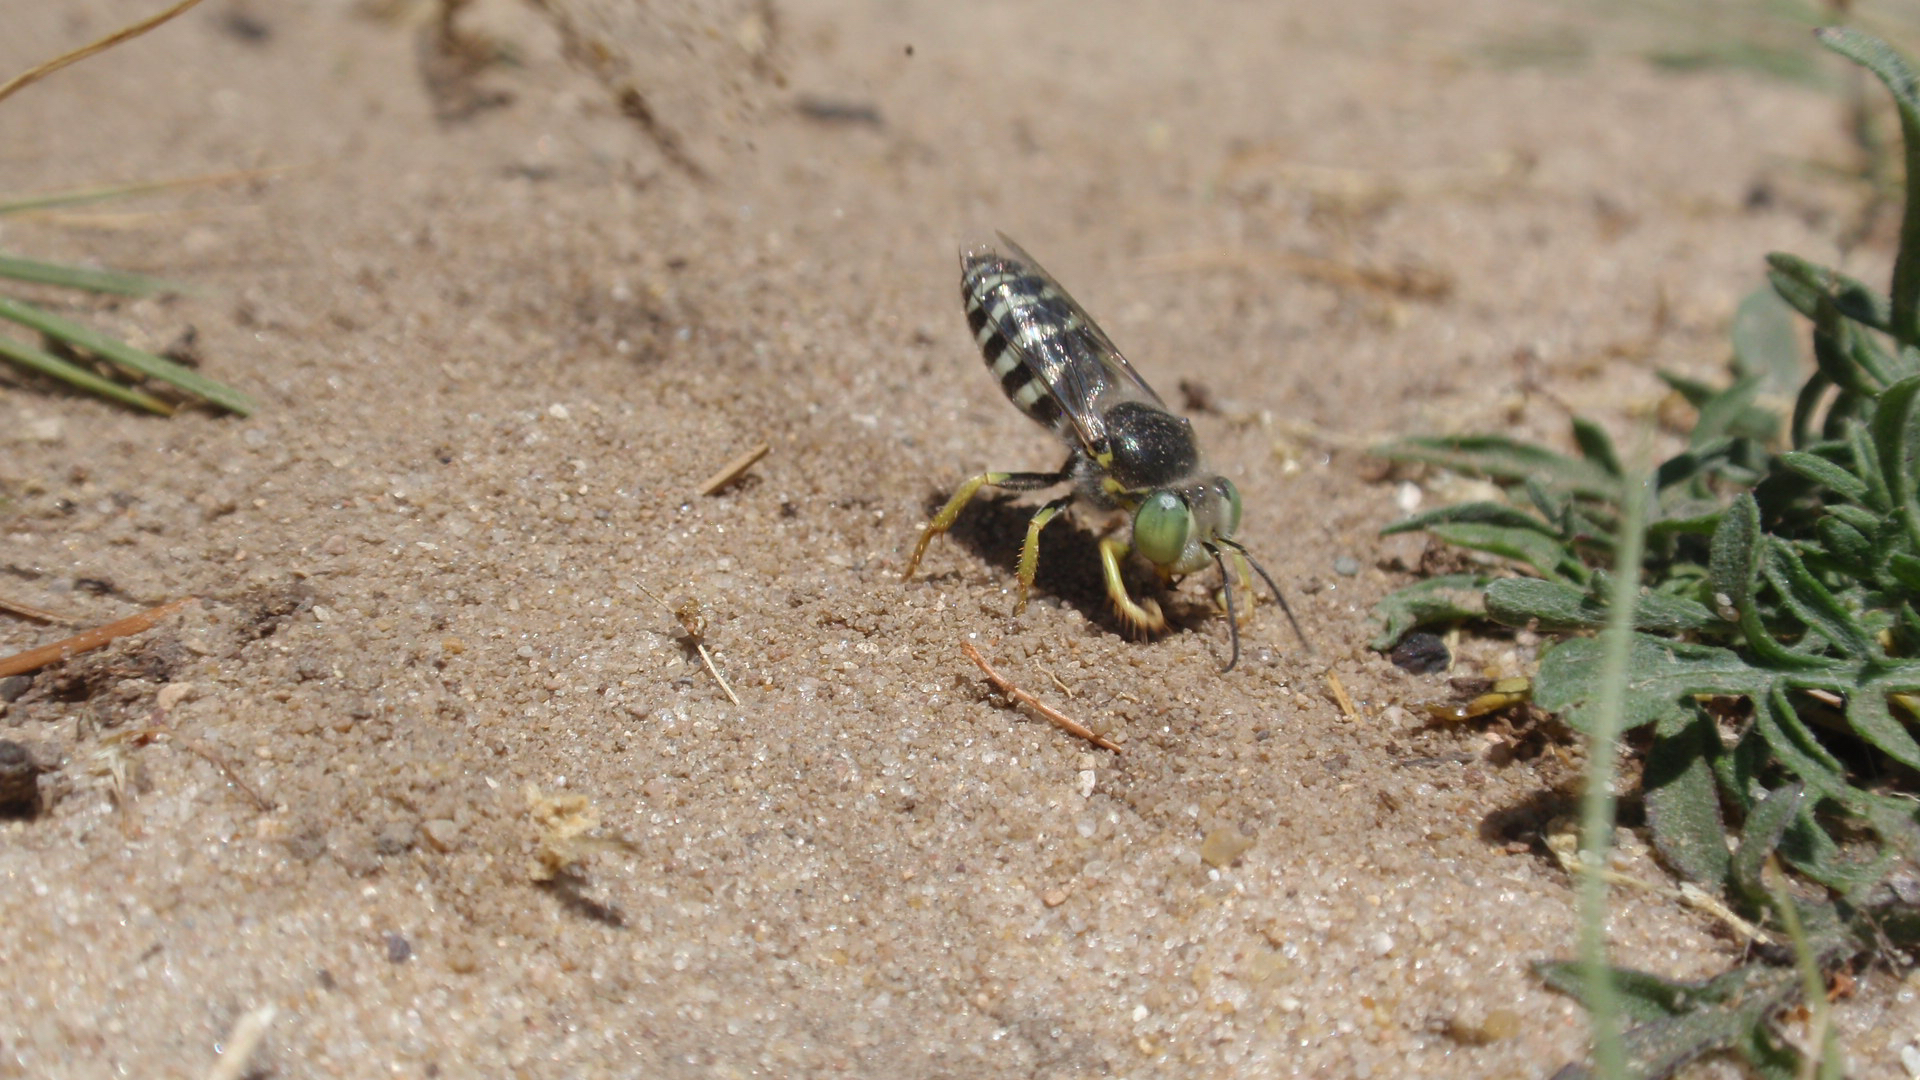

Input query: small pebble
[1332,554,1360,576]
[384,932,412,963]
[0,740,47,814]
[1390,632,1451,675]
[374,822,417,855]
[155,682,197,711]
[421,818,460,852]
[1199,826,1254,868]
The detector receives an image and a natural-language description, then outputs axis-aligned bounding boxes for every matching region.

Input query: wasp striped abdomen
[906,234,1306,672]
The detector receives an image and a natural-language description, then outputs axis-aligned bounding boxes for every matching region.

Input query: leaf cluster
[1374,27,1920,1078]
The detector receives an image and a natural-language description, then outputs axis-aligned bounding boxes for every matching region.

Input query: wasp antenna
[1221,540,1311,655]
[1207,544,1241,673]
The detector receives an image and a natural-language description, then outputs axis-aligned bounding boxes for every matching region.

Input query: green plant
[0,0,252,417]
[1374,27,1920,1079]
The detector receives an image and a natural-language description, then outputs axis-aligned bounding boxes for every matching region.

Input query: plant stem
[1577,438,1652,1080]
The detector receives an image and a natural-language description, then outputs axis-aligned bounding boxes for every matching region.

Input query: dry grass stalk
[696,440,770,496]
[0,596,196,678]
[962,641,1121,753]
[0,0,209,106]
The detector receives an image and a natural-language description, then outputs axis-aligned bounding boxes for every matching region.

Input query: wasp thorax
[1104,402,1198,489]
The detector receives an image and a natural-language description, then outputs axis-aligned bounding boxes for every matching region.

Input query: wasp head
[1131,476,1242,575]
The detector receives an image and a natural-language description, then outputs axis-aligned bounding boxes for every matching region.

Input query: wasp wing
[963,235,1168,457]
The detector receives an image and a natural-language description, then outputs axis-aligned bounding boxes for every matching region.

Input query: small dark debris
[237,583,316,642]
[1743,181,1775,212]
[1390,632,1450,675]
[1320,752,1351,775]
[780,501,800,518]
[218,8,272,43]
[795,97,883,127]
[384,932,412,963]
[74,578,116,596]
[374,822,417,856]
[904,44,914,57]
[284,828,328,862]
[0,740,48,816]
[1447,675,1492,696]
[1177,379,1219,414]
[161,326,203,368]
[316,968,337,991]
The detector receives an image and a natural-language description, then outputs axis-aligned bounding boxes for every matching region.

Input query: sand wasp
[902,234,1303,670]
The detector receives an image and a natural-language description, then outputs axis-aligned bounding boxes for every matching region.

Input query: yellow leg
[1228,549,1258,627]
[903,472,999,581]
[1013,498,1071,614]
[905,467,1072,583]
[1099,537,1166,633]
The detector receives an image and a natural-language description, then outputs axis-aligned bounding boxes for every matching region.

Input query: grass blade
[0,333,174,414]
[1576,448,1653,1080]
[0,295,252,416]
[0,252,193,296]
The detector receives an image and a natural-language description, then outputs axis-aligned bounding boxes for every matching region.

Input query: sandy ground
[3,1,1918,1076]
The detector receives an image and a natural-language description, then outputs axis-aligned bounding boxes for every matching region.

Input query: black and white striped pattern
[961,252,1076,435]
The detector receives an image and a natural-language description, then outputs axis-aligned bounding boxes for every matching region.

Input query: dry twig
[0,596,68,624]
[962,641,1121,753]
[696,440,770,496]
[636,583,739,705]
[1326,669,1359,721]
[0,0,209,106]
[205,1005,277,1080]
[0,596,195,678]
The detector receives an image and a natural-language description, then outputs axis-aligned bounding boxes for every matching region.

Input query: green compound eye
[1218,478,1242,538]
[1134,491,1192,567]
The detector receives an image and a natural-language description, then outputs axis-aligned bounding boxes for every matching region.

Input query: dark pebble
[1390,632,1451,675]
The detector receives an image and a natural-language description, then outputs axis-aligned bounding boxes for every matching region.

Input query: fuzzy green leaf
[1369,574,1491,650]
[1710,495,1761,614]
[1643,710,1732,891]
[1750,689,1851,802]
[1536,962,1803,1079]
[1732,781,1803,903]
[1761,542,1875,657]
[1766,252,1892,333]
[1372,434,1617,500]
[1691,376,1776,445]
[1381,501,1557,536]
[1534,634,1768,734]
[1869,374,1920,552]
[1888,553,1920,590]
[1731,287,1806,393]
[1424,522,1578,582]
[1484,577,1719,633]
[1777,450,1869,504]
[1812,516,1873,570]
[1844,685,1920,772]
[1571,416,1623,477]
[1818,29,1920,346]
